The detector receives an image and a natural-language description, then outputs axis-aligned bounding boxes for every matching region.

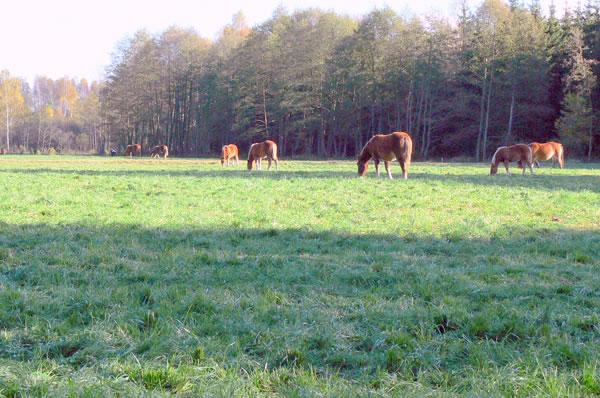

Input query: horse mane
[357,141,372,163]
[247,143,256,162]
[491,146,506,164]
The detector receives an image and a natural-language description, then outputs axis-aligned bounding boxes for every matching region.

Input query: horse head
[357,159,368,176]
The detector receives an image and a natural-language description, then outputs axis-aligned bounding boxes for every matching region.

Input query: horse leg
[553,154,560,168]
[374,158,380,177]
[275,158,278,170]
[267,157,272,170]
[398,159,407,179]
[504,161,511,176]
[384,161,393,179]
[559,149,564,169]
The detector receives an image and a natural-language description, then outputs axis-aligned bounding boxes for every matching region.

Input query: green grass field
[0,156,599,397]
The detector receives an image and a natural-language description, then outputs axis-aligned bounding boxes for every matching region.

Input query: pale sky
[1,0,564,84]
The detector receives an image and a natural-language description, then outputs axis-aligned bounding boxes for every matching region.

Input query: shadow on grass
[1,166,599,192]
[1,223,598,372]
[1,222,599,256]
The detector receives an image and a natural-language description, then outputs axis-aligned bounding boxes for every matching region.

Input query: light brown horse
[220,144,239,166]
[248,140,278,170]
[125,144,142,157]
[530,141,564,168]
[357,132,413,179]
[490,144,534,175]
[150,145,169,159]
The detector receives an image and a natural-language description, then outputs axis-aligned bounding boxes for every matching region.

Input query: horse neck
[358,147,371,163]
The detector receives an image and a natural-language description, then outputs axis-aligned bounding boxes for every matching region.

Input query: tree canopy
[2,1,599,159]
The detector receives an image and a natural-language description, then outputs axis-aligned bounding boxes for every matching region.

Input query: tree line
[0,73,100,154]
[1,0,599,160]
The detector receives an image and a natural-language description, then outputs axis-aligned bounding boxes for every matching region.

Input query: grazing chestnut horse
[357,132,413,179]
[125,144,142,157]
[220,144,240,166]
[530,141,564,168]
[150,144,169,159]
[490,144,534,175]
[247,140,278,171]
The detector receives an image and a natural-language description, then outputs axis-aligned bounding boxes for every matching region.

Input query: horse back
[510,144,532,162]
[368,132,411,160]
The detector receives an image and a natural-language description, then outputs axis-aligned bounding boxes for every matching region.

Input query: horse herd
[119,132,566,178]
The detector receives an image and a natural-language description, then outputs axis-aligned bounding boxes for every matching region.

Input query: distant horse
[357,132,413,179]
[221,144,240,166]
[248,140,278,170]
[0,148,6,155]
[490,144,534,175]
[150,145,169,159]
[125,144,142,157]
[110,147,118,156]
[530,141,564,168]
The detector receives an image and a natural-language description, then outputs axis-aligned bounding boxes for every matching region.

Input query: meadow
[0,156,599,397]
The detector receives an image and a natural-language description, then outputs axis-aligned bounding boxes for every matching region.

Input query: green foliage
[3,2,600,159]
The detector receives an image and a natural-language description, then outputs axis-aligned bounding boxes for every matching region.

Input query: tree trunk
[505,88,515,145]
[482,67,494,161]
[5,102,9,151]
[262,84,269,137]
[476,65,488,161]
[588,122,593,161]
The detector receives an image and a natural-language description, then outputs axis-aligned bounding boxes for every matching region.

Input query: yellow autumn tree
[56,77,79,118]
[0,70,26,151]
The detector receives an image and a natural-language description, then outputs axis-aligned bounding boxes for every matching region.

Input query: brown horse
[248,140,278,170]
[490,144,534,175]
[125,144,142,157]
[221,144,240,166]
[150,145,169,159]
[530,141,564,168]
[357,132,413,179]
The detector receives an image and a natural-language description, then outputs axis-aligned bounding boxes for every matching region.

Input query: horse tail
[271,142,278,160]
[402,135,412,169]
[527,145,533,166]
[559,144,565,168]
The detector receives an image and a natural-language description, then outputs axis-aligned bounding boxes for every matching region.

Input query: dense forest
[1,0,599,160]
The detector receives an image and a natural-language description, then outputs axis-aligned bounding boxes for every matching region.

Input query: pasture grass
[0,155,599,396]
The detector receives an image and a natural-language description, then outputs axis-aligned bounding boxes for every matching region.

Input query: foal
[357,132,413,179]
[247,140,278,171]
[125,144,142,157]
[150,145,169,159]
[490,144,534,175]
[221,144,240,166]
